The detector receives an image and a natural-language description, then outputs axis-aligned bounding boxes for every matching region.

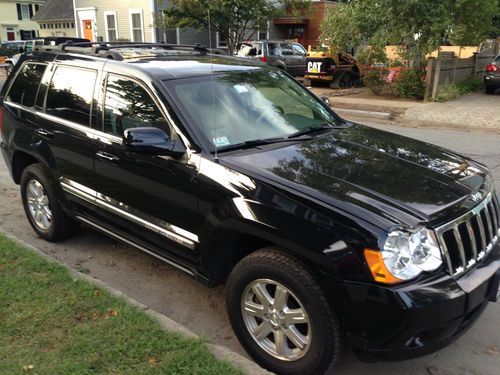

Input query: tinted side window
[46,66,97,126]
[292,44,306,56]
[268,43,279,56]
[281,43,293,56]
[103,75,168,136]
[7,63,47,107]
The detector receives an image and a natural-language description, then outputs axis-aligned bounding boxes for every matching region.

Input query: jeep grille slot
[435,193,500,277]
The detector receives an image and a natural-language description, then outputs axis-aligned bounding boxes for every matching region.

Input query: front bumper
[326,243,500,362]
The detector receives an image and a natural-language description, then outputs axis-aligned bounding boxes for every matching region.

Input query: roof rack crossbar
[33,42,225,61]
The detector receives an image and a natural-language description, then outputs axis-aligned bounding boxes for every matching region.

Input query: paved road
[0,72,499,374]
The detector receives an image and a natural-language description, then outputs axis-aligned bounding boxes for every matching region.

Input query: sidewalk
[311,87,500,133]
[402,92,500,131]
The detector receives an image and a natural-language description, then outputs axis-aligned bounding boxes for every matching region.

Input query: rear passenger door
[36,62,101,211]
[280,43,294,72]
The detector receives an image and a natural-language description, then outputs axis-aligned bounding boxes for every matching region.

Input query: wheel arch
[199,221,326,285]
[11,150,40,184]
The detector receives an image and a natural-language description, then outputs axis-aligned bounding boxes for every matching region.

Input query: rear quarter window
[46,66,97,126]
[234,43,262,57]
[6,63,47,107]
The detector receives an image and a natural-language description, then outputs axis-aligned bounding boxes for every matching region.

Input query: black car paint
[484,55,500,91]
[1,51,499,362]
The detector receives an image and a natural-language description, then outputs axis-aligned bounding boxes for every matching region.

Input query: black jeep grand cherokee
[1,45,499,375]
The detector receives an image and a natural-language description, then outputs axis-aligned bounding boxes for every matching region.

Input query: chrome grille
[435,192,500,276]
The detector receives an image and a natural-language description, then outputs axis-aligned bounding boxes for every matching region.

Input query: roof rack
[35,42,222,61]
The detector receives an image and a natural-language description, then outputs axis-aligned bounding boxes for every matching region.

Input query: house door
[7,31,15,40]
[83,20,93,40]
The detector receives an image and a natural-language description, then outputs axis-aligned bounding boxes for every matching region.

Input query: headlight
[364,228,442,284]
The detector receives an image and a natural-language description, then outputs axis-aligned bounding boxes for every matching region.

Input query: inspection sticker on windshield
[234,84,249,93]
[213,136,230,147]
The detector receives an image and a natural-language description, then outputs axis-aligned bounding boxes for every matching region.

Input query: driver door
[93,73,201,264]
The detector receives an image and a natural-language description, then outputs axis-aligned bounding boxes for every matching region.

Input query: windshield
[164,69,341,150]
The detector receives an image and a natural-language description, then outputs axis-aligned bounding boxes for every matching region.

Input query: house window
[20,30,34,40]
[20,4,30,20]
[105,11,118,41]
[258,21,269,40]
[130,10,144,42]
[71,22,74,28]
[216,31,227,48]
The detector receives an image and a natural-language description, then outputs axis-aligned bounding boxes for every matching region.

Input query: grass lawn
[0,235,241,375]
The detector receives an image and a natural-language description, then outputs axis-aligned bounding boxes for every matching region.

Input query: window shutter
[29,4,34,18]
[17,4,22,20]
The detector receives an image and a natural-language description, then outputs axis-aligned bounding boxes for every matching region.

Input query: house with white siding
[0,0,44,42]
[72,0,211,45]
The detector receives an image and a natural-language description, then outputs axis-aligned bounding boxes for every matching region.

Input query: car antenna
[208,9,219,163]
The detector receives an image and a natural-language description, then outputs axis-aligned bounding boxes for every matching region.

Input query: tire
[20,163,79,242]
[485,85,495,95]
[226,248,344,375]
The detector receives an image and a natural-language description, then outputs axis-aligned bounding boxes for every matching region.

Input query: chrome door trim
[37,112,122,145]
[3,100,37,115]
[76,215,195,275]
[60,177,199,249]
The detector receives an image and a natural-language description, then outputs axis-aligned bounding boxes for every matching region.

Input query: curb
[333,107,393,120]
[0,228,272,375]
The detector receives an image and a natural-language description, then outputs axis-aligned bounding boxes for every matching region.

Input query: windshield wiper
[217,136,312,153]
[287,123,347,139]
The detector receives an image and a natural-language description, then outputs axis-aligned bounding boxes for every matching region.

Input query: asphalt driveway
[0,72,498,374]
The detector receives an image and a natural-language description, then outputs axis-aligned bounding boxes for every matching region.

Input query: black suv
[1,44,499,375]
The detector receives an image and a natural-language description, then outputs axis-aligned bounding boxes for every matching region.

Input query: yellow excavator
[303,45,363,89]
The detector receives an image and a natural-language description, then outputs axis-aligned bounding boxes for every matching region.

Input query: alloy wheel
[241,278,311,361]
[26,179,52,230]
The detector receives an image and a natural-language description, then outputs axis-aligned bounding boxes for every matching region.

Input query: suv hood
[220,124,492,229]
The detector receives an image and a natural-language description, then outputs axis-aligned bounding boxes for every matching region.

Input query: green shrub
[363,69,388,95]
[433,78,483,102]
[394,69,425,99]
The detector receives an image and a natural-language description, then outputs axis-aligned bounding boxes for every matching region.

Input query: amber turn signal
[364,249,402,284]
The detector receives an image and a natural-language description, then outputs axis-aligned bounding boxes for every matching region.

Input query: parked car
[234,40,307,76]
[484,55,500,95]
[4,37,90,75]
[1,45,499,375]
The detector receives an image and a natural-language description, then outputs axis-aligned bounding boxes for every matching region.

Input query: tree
[320,0,500,67]
[156,0,311,54]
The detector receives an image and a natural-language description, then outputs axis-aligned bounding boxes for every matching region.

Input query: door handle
[35,128,53,138]
[96,151,120,163]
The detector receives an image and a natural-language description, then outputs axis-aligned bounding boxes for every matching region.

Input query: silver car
[234,40,307,77]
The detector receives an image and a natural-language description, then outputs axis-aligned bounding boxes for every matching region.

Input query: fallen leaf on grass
[94,290,102,296]
[74,312,86,321]
[148,357,158,366]
[108,309,119,317]
[22,364,34,371]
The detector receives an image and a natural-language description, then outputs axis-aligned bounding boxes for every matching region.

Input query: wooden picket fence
[424,41,500,100]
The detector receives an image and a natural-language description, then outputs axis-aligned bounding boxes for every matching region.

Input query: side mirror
[123,127,185,157]
[321,96,331,106]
